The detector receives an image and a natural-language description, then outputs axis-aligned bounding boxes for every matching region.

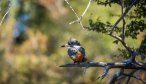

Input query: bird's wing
[78,47,87,62]
[78,47,85,57]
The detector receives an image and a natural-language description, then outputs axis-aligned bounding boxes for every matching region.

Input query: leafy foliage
[125,20,146,39]
[87,0,146,59]
[87,19,121,33]
[86,0,146,83]
[134,0,146,18]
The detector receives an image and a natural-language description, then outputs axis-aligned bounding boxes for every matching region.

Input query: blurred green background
[0,0,145,84]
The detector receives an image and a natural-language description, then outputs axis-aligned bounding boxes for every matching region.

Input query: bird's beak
[60,44,69,47]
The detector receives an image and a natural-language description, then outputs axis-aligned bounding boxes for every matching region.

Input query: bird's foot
[74,61,80,64]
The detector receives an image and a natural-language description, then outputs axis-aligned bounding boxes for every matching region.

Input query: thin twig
[69,0,92,24]
[108,68,123,84]
[64,0,80,21]
[110,0,137,35]
[65,0,92,29]
[0,0,12,31]
[125,70,138,84]
[109,34,132,53]
[0,10,9,26]
[125,76,131,84]
[110,34,138,62]
[123,73,146,83]
[64,0,84,29]
[81,0,92,18]
[97,65,110,80]
[120,0,126,41]
[116,70,138,83]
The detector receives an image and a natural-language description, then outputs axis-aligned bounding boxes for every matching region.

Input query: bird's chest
[68,47,83,62]
[68,48,78,56]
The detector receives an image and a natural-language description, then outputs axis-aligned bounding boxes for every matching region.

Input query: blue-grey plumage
[68,47,77,57]
[61,38,87,63]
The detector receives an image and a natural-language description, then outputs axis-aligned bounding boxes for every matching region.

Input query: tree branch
[123,73,146,83]
[0,0,12,32]
[64,0,84,28]
[109,0,140,62]
[97,65,110,80]
[108,0,139,60]
[117,70,137,81]
[120,0,126,41]
[108,69,123,84]
[125,70,138,84]
[109,34,132,54]
[65,0,92,29]
[69,0,92,25]
[109,0,137,35]
[60,62,146,70]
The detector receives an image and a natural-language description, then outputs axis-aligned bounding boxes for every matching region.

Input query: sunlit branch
[60,62,146,70]
[65,0,92,29]
[0,0,12,31]
[64,0,84,28]
[69,0,92,25]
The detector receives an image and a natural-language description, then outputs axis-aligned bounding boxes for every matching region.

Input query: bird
[61,38,87,63]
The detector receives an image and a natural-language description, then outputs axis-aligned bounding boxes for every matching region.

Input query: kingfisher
[61,38,87,63]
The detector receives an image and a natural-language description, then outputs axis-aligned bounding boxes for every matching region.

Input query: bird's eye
[68,42,73,45]
[70,42,74,44]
